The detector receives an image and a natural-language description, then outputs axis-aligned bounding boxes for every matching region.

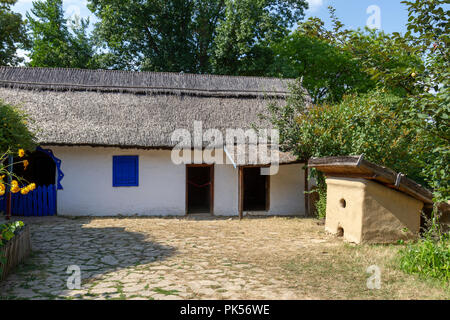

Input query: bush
[0,221,24,247]
[267,87,428,217]
[0,100,35,154]
[0,221,25,274]
[399,215,450,283]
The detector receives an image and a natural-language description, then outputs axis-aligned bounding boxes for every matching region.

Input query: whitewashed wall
[267,163,305,216]
[49,146,305,216]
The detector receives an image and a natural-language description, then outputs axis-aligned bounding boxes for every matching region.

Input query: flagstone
[0,216,330,300]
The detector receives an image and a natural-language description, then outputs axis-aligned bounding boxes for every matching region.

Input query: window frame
[112,155,139,187]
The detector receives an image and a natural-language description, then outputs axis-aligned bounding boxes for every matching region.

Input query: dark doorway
[243,167,269,211]
[13,150,56,186]
[186,165,214,214]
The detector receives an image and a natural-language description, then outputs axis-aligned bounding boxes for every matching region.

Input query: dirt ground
[0,216,448,300]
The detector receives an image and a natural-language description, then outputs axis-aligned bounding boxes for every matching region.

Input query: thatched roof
[0,67,296,154]
[0,66,290,98]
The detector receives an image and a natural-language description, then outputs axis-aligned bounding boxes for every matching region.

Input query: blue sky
[12,0,410,34]
[305,0,410,34]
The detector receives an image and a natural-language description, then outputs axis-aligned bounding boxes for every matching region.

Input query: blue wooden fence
[0,185,56,216]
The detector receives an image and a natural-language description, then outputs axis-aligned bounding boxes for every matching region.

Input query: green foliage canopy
[399,0,449,201]
[87,0,308,73]
[0,0,30,66]
[269,1,449,203]
[27,0,98,68]
[270,7,424,104]
[268,86,427,186]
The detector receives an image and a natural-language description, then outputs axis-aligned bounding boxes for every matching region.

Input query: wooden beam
[5,155,13,220]
[238,166,243,220]
[210,165,214,216]
[265,174,270,212]
[304,165,309,217]
[185,165,188,216]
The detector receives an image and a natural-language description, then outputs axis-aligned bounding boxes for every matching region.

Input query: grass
[281,242,449,299]
[152,287,179,296]
[398,231,449,283]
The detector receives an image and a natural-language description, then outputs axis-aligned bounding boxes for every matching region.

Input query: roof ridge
[0,66,292,98]
[0,66,293,83]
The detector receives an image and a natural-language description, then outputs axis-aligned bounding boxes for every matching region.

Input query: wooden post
[238,166,243,220]
[304,164,309,217]
[5,155,13,220]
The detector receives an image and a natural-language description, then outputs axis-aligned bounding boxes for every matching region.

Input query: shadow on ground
[0,216,175,299]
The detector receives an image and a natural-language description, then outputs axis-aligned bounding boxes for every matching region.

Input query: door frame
[238,165,270,219]
[185,164,214,215]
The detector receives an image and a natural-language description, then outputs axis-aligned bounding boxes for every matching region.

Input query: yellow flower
[9,180,20,193]
[0,183,5,193]
[20,188,29,195]
[30,183,36,190]
[23,160,29,170]
[18,149,25,158]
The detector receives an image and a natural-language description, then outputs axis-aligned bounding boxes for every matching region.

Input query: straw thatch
[0,67,294,150]
[0,66,290,98]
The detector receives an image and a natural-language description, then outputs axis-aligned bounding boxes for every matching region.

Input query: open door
[186,165,214,214]
[242,167,269,212]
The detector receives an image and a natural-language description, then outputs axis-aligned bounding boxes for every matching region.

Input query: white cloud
[307,0,324,12]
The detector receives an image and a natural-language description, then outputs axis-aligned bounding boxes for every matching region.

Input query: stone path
[0,216,339,300]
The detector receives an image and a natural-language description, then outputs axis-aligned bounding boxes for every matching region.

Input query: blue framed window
[113,156,139,187]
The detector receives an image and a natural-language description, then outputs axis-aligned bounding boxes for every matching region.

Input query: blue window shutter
[113,156,139,187]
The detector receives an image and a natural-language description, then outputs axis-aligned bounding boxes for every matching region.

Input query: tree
[211,0,308,75]
[87,0,308,73]
[0,0,30,66]
[269,22,374,103]
[399,0,449,202]
[267,0,449,219]
[269,86,427,183]
[27,0,98,68]
[267,85,429,218]
[270,7,424,103]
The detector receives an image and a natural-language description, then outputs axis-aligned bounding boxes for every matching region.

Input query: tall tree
[87,0,308,73]
[211,0,308,75]
[0,0,30,66]
[27,0,97,68]
[400,0,449,201]
[269,7,424,104]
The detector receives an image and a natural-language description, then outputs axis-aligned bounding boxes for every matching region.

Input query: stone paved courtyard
[0,216,448,300]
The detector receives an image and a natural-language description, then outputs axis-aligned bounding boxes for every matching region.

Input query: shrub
[399,213,450,283]
[0,221,24,247]
[267,87,428,217]
[0,100,35,154]
[0,221,25,274]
